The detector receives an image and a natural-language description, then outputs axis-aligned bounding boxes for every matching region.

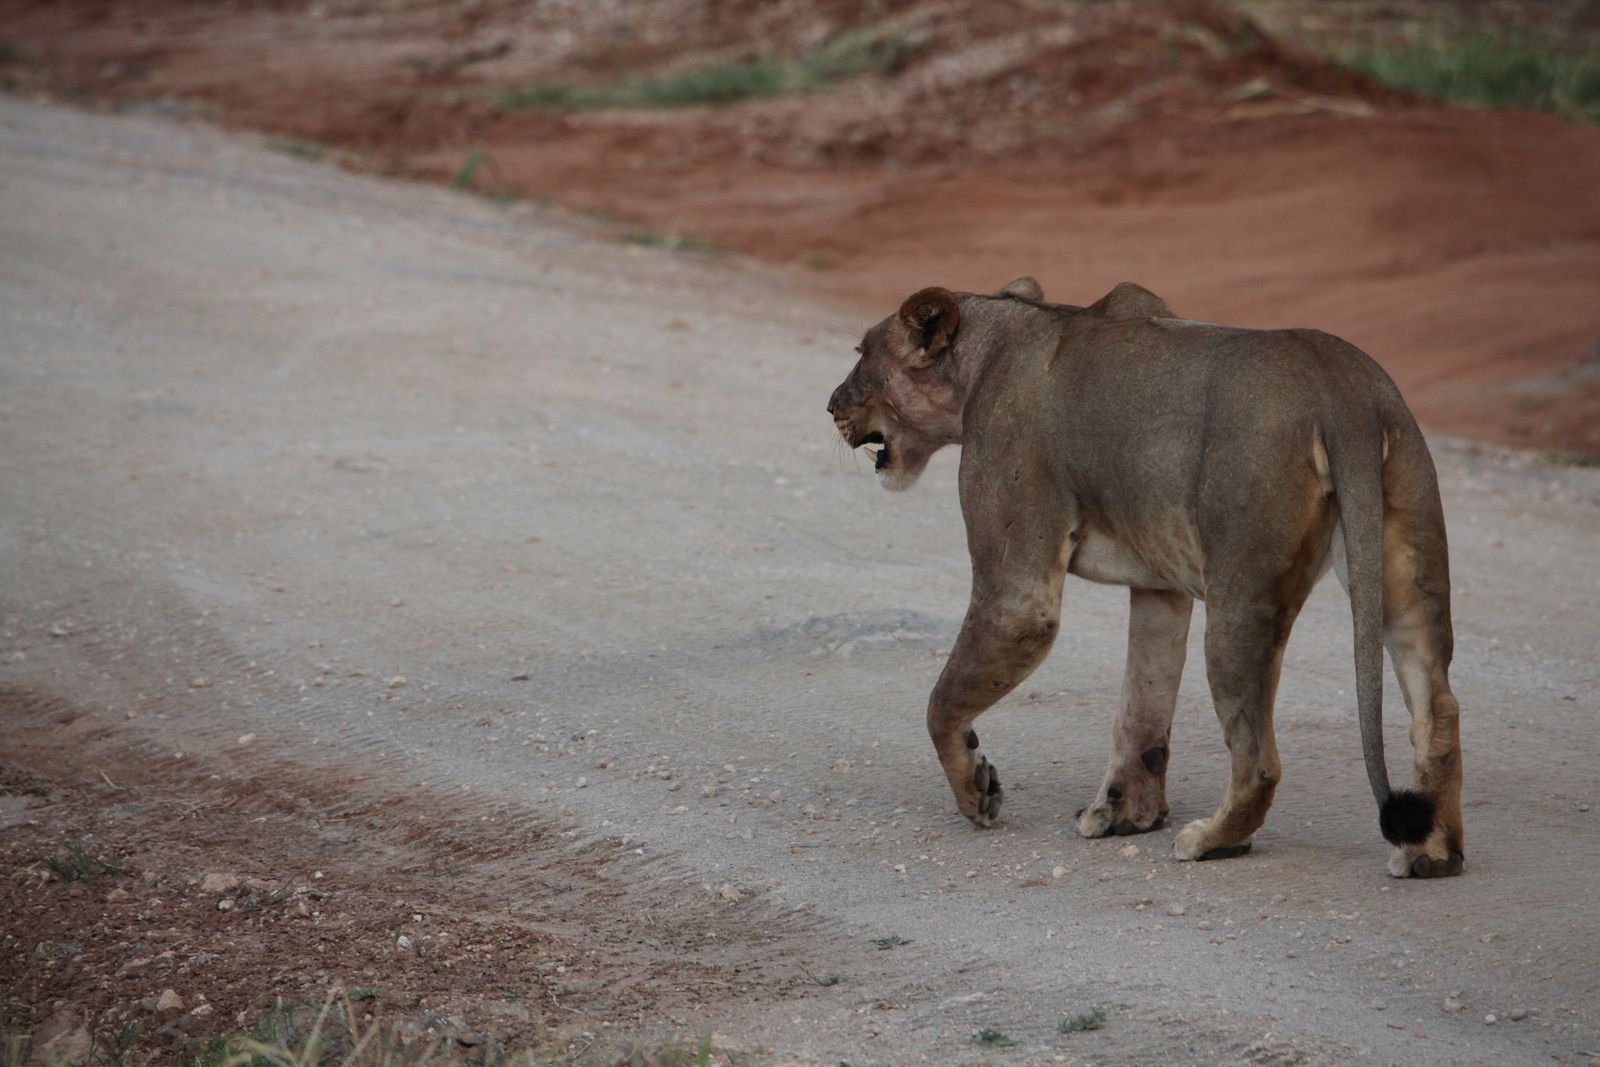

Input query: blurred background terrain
[2,0,1597,455]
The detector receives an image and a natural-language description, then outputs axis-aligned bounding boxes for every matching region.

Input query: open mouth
[860,430,889,471]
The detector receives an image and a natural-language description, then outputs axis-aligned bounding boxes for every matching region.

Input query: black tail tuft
[1378,789,1436,846]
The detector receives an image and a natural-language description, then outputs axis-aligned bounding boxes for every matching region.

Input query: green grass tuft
[267,138,326,162]
[624,230,723,255]
[502,27,912,112]
[1347,31,1600,123]
[869,933,913,949]
[451,149,485,191]
[971,1027,1018,1046]
[795,961,845,986]
[42,841,124,886]
[1058,1007,1108,1033]
[1546,448,1600,467]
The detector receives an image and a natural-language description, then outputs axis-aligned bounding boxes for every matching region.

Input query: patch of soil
[0,694,820,1065]
[1,0,1597,456]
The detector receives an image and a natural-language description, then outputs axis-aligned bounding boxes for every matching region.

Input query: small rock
[1118,843,1141,858]
[155,990,184,1016]
[190,677,213,689]
[217,899,234,911]
[1579,803,1591,812]
[1509,1008,1527,1021]
[719,883,744,902]
[1484,1013,1497,1025]
[198,872,240,895]
[396,935,413,950]
[387,676,406,688]
[575,777,588,789]
[1167,903,1186,916]
[1051,865,1070,878]
[237,733,255,745]
[1444,999,1464,1013]
[190,1003,214,1018]
[31,1004,91,1066]
[1271,893,1288,903]
[105,887,132,903]
[1198,920,1212,931]
[1478,932,1499,943]
[1370,1001,1386,1011]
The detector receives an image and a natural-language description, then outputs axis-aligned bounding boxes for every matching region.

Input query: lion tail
[1325,423,1435,847]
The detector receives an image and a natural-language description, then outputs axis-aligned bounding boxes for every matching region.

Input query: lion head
[827,277,1044,490]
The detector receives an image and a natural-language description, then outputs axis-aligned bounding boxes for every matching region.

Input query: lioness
[828,278,1464,877]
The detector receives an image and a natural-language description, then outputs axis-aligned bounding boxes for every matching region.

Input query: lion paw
[967,754,1003,828]
[1076,789,1167,839]
[1388,846,1464,879]
[1173,818,1253,862]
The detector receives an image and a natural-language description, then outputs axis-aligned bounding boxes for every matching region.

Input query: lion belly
[1067,522,1205,598]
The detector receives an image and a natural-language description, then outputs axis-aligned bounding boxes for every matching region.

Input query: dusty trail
[2,99,1598,1066]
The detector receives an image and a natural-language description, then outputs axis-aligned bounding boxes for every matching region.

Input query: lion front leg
[929,593,1062,828]
[1078,589,1192,838]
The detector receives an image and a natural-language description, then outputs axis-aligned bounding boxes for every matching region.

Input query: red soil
[4,0,1597,454]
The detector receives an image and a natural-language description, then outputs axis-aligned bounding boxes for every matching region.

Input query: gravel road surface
[2,98,1597,1066]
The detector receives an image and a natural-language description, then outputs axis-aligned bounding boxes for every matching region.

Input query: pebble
[1197,920,1212,931]
[1051,865,1071,878]
[1509,1008,1528,1021]
[1444,998,1464,1013]
[1166,903,1186,916]
[155,990,184,1016]
[387,676,406,688]
[105,887,131,903]
[1484,1013,1497,1025]
[1580,803,1591,812]
[199,872,241,895]
[1370,1001,1386,1011]
[1118,843,1141,858]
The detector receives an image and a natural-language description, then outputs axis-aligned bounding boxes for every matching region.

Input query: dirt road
[2,99,1598,1066]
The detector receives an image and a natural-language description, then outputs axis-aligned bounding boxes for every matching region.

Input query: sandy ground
[2,99,1599,1066]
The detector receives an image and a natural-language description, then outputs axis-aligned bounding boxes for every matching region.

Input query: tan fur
[827,279,1465,875]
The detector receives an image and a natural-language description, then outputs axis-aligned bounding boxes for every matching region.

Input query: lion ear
[997,276,1043,302]
[896,287,960,368]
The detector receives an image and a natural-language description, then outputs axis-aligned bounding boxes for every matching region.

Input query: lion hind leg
[1382,599,1465,877]
[1174,591,1302,862]
[1079,589,1192,838]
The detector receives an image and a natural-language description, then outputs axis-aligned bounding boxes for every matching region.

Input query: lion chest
[1066,520,1204,598]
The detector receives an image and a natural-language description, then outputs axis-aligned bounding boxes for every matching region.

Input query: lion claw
[969,754,1003,826]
